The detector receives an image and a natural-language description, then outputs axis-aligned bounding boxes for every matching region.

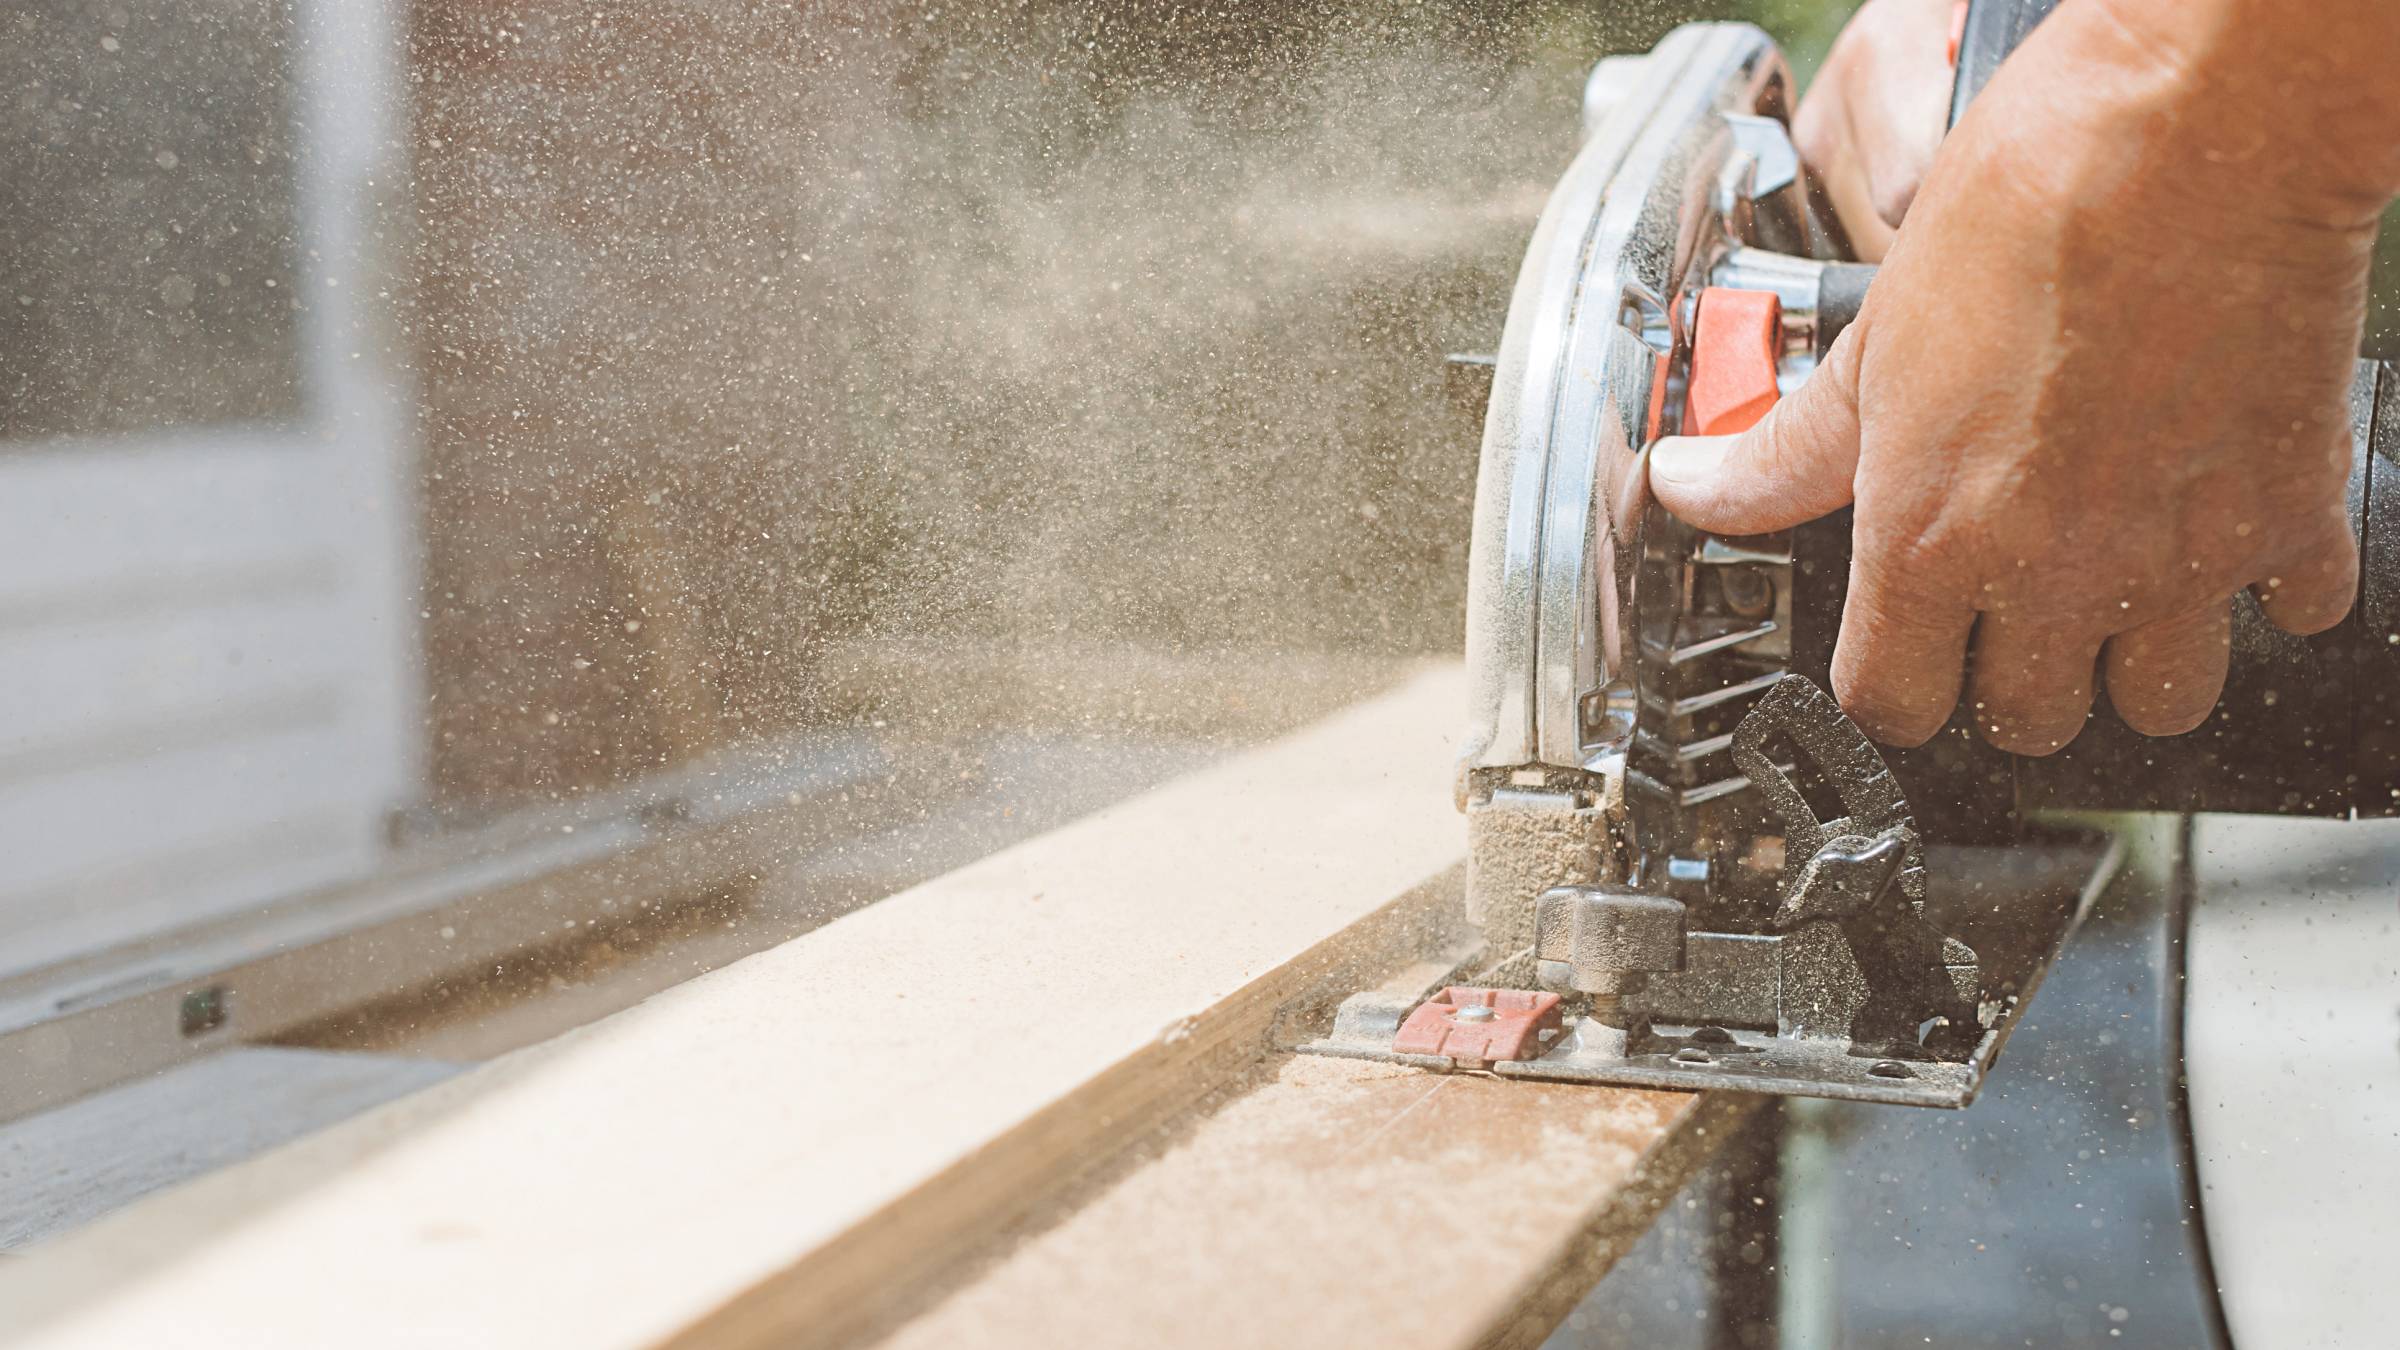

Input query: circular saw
[1307,0,2400,1107]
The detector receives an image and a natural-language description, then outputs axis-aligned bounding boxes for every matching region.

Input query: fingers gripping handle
[1813,261,1878,358]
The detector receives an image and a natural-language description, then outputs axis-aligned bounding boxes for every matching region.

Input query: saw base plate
[1300,834,2120,1108]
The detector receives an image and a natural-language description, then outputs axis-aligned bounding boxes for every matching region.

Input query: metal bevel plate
[1300,834,2122,1109]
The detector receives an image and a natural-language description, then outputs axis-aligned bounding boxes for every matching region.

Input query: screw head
[1449,1004,1497,1023]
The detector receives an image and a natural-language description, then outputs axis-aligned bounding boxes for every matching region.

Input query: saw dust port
[6,4,2397,1350]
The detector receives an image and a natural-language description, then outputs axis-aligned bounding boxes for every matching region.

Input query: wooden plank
[0,664,1482,1347]
[865,1055,1748,1350]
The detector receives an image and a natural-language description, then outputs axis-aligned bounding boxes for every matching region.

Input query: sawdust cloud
[411,1,1725,799]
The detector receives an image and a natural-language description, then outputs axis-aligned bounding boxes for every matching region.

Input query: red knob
[1685,287,1784,437]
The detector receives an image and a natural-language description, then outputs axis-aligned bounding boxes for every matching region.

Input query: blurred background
[3,6,2394,1344]
[2,0,1865,1060]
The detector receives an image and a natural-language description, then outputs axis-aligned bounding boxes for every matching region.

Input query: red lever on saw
[1392,986,1562,1066]
[1684,287,1784,437]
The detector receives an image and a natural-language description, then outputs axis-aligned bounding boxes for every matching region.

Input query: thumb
[1647,332,1866,535]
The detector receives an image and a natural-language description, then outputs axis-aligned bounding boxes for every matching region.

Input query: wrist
[2079,0,2400,225]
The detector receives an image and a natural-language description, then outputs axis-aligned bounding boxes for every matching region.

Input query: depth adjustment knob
[1533,884,1687,997]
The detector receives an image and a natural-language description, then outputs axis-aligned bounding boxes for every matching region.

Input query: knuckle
[1852,509,1968,597]
[1872,530,1960,595]
[1832,672,1947,748]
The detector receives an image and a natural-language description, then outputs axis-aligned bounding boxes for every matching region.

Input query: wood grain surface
[0,665,1486,1349]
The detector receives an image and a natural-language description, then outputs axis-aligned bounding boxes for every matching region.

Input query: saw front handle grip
[1949,0,2064,127]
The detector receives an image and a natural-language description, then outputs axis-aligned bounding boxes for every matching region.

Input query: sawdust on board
[874,1053,1719,1350]
[1465,796,1614,955]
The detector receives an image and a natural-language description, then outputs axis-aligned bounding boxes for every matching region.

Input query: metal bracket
[1304,678,2121,1108]
[1300,834,2117,1108]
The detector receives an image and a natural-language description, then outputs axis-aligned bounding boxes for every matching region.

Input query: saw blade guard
[1458,23,1854,944]
[1460,23,1820,792]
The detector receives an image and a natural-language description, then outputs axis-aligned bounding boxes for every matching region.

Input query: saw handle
[1813,261,1878,357]
[1948,0,2063,128]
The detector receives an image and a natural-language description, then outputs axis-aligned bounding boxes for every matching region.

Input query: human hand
[1790,0,1958,260]
[1650,0,2392,754]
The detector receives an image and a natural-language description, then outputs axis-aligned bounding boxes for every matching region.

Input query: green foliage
[1722,0,1857,78]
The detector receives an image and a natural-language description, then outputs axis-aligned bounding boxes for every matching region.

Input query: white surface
[0,1047,460,1251]
[2187,815,2400,1350]
[0,0,419,978]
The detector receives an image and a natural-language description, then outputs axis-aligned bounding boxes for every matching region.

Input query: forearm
[2083,0,2400,221]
